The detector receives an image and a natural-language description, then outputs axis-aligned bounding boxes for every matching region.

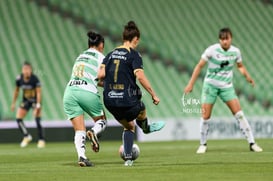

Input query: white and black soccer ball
[119,143,140,161]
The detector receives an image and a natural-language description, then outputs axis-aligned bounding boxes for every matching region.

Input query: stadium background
[0,0,272,142]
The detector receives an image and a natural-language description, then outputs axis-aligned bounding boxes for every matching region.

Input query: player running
[98,21,165,166]
[184,27,263,154]
[11,62,45,148]
[63,31,107,167]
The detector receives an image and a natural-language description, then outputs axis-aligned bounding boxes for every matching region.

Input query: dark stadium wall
[0,126,128,143]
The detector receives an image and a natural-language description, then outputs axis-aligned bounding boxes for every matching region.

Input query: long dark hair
[87,31,104,47]
[123,21,140,42]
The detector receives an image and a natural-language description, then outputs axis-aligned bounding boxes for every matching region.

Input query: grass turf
[0,139,272,181]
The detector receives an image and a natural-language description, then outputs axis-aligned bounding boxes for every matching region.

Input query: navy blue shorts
[105,101,145,121]
[19,100,36,111]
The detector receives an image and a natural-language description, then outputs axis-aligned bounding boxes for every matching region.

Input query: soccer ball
[119,143,140,161]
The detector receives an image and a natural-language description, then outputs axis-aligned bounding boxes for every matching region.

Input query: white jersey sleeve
[201,45,213,61]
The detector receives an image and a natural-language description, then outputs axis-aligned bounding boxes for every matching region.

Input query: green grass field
[0,139,272,181]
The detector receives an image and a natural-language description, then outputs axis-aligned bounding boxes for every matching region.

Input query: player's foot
[124,160,134,166]
[78,157,93,167]
[20,135,32,148]
[196,144,207,154]
[144,121,165,134]
[37,140,46,148]
[86,129,100,152]
[250,143,263,152]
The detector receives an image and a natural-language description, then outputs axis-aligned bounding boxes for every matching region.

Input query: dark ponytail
[87,31,104,47]
[123,21,140,42]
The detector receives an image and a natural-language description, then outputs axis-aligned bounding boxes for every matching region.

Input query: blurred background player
[98,21,165,166]
[63,31,107,167]
[11,62,45,148]
[184,27,263,154]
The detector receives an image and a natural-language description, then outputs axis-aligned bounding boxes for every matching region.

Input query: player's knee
[119,120,135,132]
[137,110,146,120]
[234,110,244,119]
[124,125,135,132]
[202,112,211,120]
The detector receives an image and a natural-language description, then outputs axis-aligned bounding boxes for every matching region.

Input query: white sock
[74,131,87,159]
[92,120,107,135]
[200,118,210,145]
[234,110,255,144]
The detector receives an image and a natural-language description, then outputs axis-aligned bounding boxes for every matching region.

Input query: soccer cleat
[144,121,166,134]
[250,143,263,152]
[196,144,207,154]
[78,157,93,167]
[124,160,134,166]
[86,129,100,152]
[37,140,46,148]
[20,135,32,148]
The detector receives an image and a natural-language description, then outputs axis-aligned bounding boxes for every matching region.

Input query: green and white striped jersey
[201,43,242,88]
[67,48,104,93]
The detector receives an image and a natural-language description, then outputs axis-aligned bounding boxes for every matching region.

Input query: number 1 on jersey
[114,59,120,83]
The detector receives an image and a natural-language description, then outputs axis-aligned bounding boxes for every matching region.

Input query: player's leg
[196,103,213,154]
[225,98,262,152]
[33,105,45,148]
[118,119,135,166]
[135,101,165,134]
[200,103,213,145]
[105,105,136,166]
[79,92,107,152]
[87,114,106,153]
[136,109,149,133]
[63,88,93,166]
[197,84,217,153]
[16,103,32,147]
[16,108,29,136]
[91,114,107,136]
[71,115,93,166]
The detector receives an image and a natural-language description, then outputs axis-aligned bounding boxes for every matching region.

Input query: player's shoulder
[31,74,42,86]
[31,74,41,82]
[202,43,220,56]
[207,43,221,50]
[16,74,22,81]
[229,45,240,52]
[127,48,142,60]
[93,48,105,58]
[31,74,39,79]
[93,48,105,61]
[98,51,105,59]
[86,48,105,59]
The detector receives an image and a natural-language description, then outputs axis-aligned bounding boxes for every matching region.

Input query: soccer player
[63,31,107,167]
[184,27,263,154]
[98,21,165,166]
[11,62,45,148]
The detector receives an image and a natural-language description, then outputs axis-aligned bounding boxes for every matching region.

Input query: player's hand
[152,95,160,105]
[11,103,15,112]
[184,84,193,94]
[246,76,255,87]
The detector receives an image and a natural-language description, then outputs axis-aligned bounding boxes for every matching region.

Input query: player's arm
[11,86,20,112]
[97,64,105,87]
[36,87,41,109]
[237,62,255,87]
[135,69,160,105]
[184,59,206,94]
[97,79,104,87]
